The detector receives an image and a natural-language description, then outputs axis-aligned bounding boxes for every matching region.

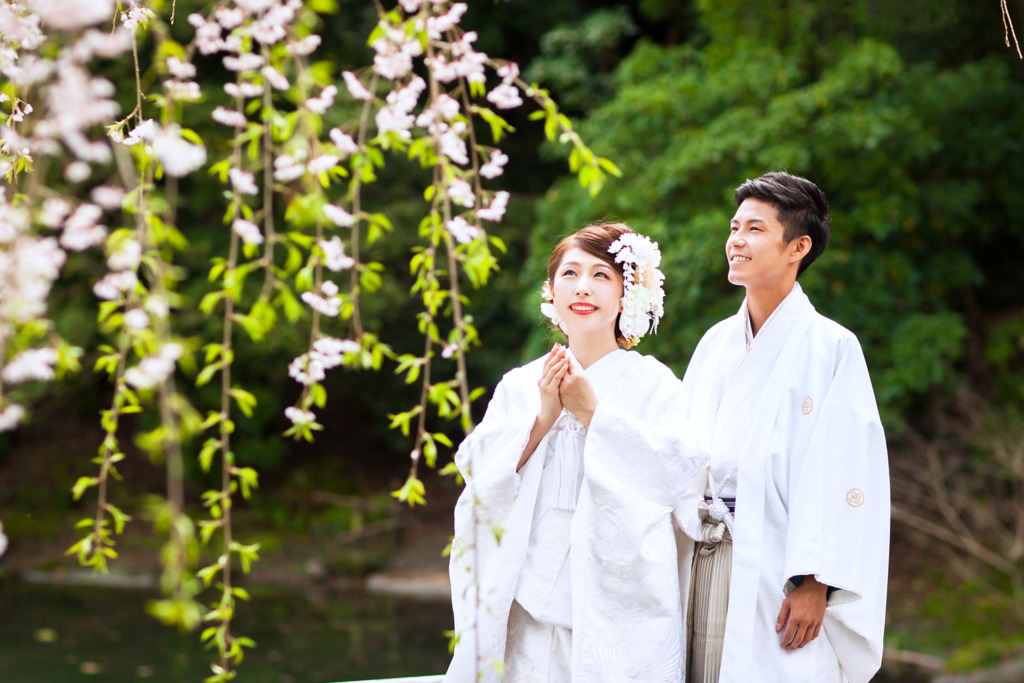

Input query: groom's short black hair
[735,172,831,276]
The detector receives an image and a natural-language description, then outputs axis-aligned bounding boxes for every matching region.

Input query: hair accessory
[607,232,665,348]
[540,280,568,334]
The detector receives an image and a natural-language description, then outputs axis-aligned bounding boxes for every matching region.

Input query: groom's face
[726,198,795,289]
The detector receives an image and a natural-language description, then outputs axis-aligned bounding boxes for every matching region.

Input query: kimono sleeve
[585,373,708,542]
[454,368,538,492]
[570,367,708,682]
[783,337,890,683]
[446,366,547,683]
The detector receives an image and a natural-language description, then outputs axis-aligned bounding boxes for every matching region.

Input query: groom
[679,172,890,683]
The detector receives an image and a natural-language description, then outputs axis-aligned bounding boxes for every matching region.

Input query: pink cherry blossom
[477,190,509,222]
[447,178,474,208]
[479,149,508,179]
[320,237,354,271]
[0,404,26,433]
[145,296,169,319]
[288,353,325,386]
[40,198,71,228]
[93,271,137,300]
[165,80,201,101]
[152,126,206,177]
[124,343,181,390]
[312,336,359,357]
[439,125,468,165]
[426,2,467,39]
[91,185,125,210]
[120,2,155,32]
[232,219,264,245]
[300,280,340,317]
[123,308,150,330]
[236,0,275,13]
[2,347,58,384]
[212,107,247,128]
[372,27,421,81]
[486,83,522,110]
[273,154,304,182]
[69,28,132,62]
[189,14,226,55]
[224,82,263,99]
[323,204,355,228]
[307,155,339,175]
[214,7,244,30]
[428,54,458,83]
[28,0,116,32]
[107,240,142,271]
[446,216,479,244]
[305,84,337,114]
[497,63,520,81]
[223,53,265,73]
[329,128,359,156]
[228,168,259,196]
[261,65,290,91]
[61,203,106,251]
[286,35,320,57]
[284,406,316,425]
[64,161,91,183]
[342,71,372,101]
[376,105,414,138]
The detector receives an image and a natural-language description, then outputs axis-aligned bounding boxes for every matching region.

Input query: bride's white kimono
[679,283,890,683]
[445,349,707,683]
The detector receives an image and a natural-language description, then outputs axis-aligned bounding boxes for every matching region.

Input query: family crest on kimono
[445,222,709,683]
[680,172,890,683]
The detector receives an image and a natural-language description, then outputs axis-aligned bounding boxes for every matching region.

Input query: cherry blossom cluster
[287,336,360,386]
[357,3,523,249]
[0,1,134,431]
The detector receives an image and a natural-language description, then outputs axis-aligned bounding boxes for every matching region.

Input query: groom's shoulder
[809,308,861,347]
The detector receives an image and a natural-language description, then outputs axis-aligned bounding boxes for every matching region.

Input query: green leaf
[71,476,98,501]
[391,474,426,507]
[229,387,257,418]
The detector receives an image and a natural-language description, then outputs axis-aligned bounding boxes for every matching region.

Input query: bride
[445,222,707,682]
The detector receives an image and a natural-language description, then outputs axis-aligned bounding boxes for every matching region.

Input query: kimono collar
[566,347,627,375]
[741,282,802,349]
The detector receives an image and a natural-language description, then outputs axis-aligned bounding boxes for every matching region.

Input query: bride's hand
[559,353,598,429]
[537,344,569,430]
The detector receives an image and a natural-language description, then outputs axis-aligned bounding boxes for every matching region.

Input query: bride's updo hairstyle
[545,222,632,347]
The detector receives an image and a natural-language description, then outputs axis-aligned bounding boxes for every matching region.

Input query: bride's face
[550,246,623,339]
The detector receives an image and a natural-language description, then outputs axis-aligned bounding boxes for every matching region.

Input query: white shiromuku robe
[445,349,707,683]
[680,282,890,683]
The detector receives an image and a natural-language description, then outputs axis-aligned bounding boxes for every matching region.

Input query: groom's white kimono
[680,283,890,683]
[445,349,706,683]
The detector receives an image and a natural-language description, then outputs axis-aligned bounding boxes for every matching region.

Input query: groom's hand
[775,575,827,650]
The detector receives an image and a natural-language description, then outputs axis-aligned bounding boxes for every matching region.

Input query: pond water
[0,579,454,682]
[0,578,933,683]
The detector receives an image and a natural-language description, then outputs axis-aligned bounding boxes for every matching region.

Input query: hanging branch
[1002,0,1023,59]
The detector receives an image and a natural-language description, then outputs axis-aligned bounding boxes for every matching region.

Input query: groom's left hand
[775,575,827,650]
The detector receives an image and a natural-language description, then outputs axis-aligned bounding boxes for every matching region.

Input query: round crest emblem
[846,489,865,507]
[801,395,813,415]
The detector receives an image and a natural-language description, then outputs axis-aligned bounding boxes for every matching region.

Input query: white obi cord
[703,466,737,538]
[552,410,586,511]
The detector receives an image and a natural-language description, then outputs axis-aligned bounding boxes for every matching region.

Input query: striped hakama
[687,517,733,683]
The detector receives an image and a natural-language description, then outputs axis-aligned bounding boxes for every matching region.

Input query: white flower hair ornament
[540,280,568,334]
[608,232,665,348]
